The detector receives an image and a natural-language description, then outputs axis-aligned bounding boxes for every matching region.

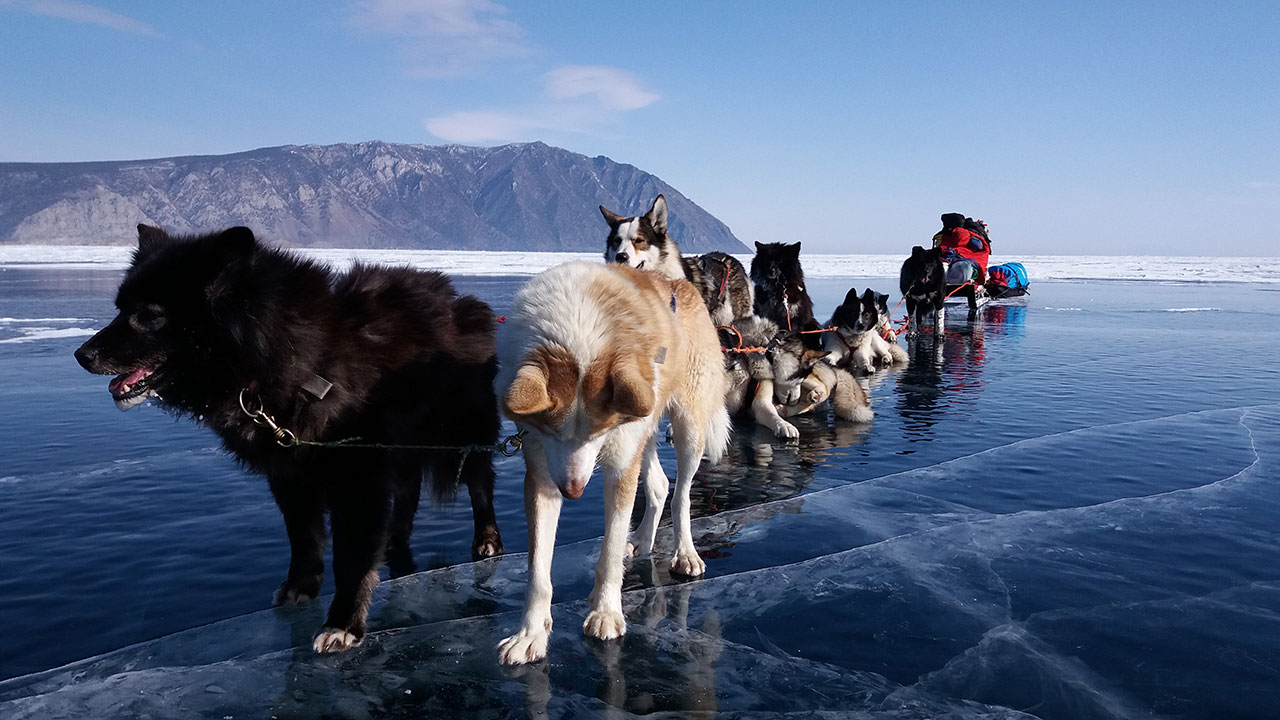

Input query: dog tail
[888,343,909,365]
[703,404,731,465]
[832,368,874,423]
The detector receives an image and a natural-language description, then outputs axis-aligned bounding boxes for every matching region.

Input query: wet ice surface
[2,268,1280,718]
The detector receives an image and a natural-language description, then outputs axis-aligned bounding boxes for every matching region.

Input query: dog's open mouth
[107,366,159,411]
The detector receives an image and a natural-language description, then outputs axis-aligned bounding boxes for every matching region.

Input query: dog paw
[273,578,319,606]
[312,627,361,653]
[583,609,627,641]
[497,627,550,665]
[807,387,824,403]
[472,528,504,559]
[773,419,800,439]
[671,548,707,577]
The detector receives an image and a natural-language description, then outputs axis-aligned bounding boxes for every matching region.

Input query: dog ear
[645,195,668,236]
[608,361,655,420]
[600,205,624,227]
[217,226,258,254]
[842,287,861,306]
[136,224,169,257]
[911,245,925,258]
[754,241,765,252]
[504,364,555,417]
[861,288,876,303]
[788,242,802,255]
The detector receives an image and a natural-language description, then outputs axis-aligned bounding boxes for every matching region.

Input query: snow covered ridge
[1,246,1278,283]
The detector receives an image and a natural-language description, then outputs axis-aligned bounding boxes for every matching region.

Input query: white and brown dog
[601,194,753,325]
[496,261,730,665]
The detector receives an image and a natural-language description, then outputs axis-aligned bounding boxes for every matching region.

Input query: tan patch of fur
[582,265,726,446]
[502,345,579,431]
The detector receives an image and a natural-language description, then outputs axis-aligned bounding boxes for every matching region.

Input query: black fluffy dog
[74,225,504,653]
[749,241,820,344]
[899,245,947,336]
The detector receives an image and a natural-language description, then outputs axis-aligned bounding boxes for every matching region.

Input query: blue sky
[2,0,1277,255]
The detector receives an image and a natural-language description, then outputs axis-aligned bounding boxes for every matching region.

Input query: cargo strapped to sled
[986,262,1029,290]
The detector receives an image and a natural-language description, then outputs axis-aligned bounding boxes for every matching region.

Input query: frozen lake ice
[1,256,1278,718]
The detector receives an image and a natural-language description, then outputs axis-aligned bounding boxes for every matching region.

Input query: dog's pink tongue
[108,367,151,395]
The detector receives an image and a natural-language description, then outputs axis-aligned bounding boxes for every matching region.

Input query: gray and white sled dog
[601,194,753,325]
[768,331,874,423]
[719,316,803,439]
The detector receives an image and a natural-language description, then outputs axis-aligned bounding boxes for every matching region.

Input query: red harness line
[715,324,767,354]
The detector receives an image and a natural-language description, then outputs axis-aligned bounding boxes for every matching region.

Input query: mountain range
[0,141,745,252]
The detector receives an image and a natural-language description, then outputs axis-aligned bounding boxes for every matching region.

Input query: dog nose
[614,253,629,264]
[74,343,97,371]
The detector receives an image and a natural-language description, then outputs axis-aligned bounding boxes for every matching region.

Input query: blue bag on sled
[986,262,1029,298]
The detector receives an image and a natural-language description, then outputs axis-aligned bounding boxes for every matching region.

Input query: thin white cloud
[1245,181,1280,191]
[0,0,162,36]
[426,111,542,144]
[426,64,660,143]
[545,66,659,111]
[347,0,531,76]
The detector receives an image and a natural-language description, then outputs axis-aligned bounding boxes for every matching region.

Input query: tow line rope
[716,322,840,356]
[238,389,525,483]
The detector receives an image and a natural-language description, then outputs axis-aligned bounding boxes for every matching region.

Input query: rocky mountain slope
[0,141,744,251]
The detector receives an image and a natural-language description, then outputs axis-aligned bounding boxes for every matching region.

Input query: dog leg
[387,464,421,552]
[498,442,561,665]
[777,374,828,418]
[668,408,708,577]
[461,450,504,558]
[629,434,669,557]
[584,449,643,642]
[384,466,420,578]
[853,341,876,373]
[752,379,799,439]
[314,477,389,653]
[269,476,327,606]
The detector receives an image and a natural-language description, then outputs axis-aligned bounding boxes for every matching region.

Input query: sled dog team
[75,195,926,666]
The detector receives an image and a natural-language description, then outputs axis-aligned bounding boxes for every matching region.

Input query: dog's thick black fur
[750,241,820,345]
[899,245,946,335]
[74,225,504,652]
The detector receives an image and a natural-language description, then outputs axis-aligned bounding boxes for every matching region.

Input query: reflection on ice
[2,405,1275,718]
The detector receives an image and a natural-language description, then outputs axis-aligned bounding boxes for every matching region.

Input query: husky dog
[601,194,753,325]
[750,241,820,342]
[74,225,503,654]
[768,332,873,423]
[899,246,946,336]
[496,262,730,665]
[719,316,803,439]
[874,292,901,343]
[822,288,908,372]
[776,357,874,423]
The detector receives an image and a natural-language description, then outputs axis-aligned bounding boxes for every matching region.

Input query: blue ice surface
[1,266,1279,718]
